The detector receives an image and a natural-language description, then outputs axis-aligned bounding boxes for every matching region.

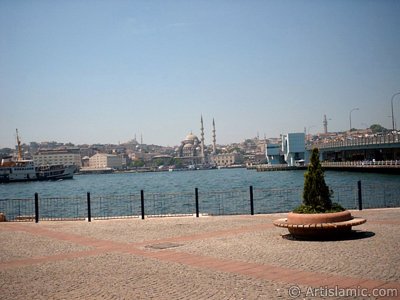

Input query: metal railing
[91,194,140,220]
[309,133,400,150]
[322,161,400,167]
[0,181,399,222]
[0,198,35,221]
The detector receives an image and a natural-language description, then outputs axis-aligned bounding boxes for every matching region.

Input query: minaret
[212,118,216,154]
[200,115,205,163]
[323,115,328,134]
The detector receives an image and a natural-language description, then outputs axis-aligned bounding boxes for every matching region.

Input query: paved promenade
[1,208,399,299]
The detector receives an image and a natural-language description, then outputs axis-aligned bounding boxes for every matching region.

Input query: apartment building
[88,153,122,170]
[33,148,82,168]
[210,153,242,167]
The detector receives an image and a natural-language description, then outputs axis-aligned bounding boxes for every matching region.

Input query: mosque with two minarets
[176,116,217,166]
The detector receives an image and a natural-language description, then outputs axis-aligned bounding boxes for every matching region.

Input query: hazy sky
[1,0,400,148]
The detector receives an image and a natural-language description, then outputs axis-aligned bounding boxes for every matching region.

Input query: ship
[0,129,75,183]
[36,164,75,181]
[0,156,37,182]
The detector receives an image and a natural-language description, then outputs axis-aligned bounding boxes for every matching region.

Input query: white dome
[185,133,198,141]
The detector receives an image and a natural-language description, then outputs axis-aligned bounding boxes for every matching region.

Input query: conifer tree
[302,148,332,212]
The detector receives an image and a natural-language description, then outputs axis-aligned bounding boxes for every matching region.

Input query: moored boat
[36,164,76,181]
[0,157,37,182]
[0,129,75,183]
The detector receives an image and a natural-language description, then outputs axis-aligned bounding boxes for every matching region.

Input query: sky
[1,0,400,148]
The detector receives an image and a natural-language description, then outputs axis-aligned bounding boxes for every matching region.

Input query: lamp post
[391,92,400,131]
[349,108,359,132]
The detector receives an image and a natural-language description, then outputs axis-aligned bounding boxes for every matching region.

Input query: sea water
[0,168,399,219]
[0,168,398,198]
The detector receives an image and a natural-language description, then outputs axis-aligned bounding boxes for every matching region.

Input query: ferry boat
[36,164,76,181]
[0,156,37,182]
[0,130,75,183]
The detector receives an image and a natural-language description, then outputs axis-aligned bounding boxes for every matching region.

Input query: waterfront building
[265,143,281,165]
[210,153,243,167]
[281,133,306,166]
[81,156,90,168]
[79,146,97,159]
[33,148,82,168]
[88,153,123,170]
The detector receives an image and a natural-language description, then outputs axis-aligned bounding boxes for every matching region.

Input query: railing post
[195,188,199,217]
[357,180,363,210]
[34,193,39,223]
[87,192,91,222]
[140,190,145,220]
[250,186,254,215]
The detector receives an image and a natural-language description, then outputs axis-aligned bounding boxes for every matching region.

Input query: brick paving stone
[0,209,399,299]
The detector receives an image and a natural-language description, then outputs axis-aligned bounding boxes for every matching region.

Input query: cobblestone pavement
[0,208,399,299]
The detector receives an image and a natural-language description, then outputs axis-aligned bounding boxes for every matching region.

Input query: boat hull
[0,131,74,183]
[0,159,37,183]
[36,165,76,181]
[0,164,75,183]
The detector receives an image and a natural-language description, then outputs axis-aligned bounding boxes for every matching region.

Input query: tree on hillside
[369,124,388,134]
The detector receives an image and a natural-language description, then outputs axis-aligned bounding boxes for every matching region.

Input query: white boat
[0,157,37,182]
[36,164,76,181]
[0,130,75,183]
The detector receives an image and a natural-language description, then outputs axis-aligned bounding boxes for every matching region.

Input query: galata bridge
[308,133,400,174]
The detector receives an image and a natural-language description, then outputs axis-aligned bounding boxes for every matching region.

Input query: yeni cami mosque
[176,116,216,166]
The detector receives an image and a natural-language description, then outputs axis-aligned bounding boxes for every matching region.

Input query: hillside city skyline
[0,118,388,151]
[0,119,389,154]
[1,1,399,149]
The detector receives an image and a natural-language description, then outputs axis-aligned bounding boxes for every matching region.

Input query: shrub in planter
[293,148,344,214]
[273,148,366,238]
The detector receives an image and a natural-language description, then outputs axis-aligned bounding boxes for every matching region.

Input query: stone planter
[0,213,6,222]
[273,210,366,238]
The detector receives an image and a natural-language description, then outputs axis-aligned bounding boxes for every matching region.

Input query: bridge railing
[322,160,400,167]
[309,133,400,150]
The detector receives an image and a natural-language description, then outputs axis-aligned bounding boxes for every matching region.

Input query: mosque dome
[185,133,198,141]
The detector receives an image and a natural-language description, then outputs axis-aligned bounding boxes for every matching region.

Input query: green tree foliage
[369,124,388,134]
[153,158,164,166]
[172,158,183,168]
[132,159,145,168]
[294,148,344,213]
[302,148,332,211]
